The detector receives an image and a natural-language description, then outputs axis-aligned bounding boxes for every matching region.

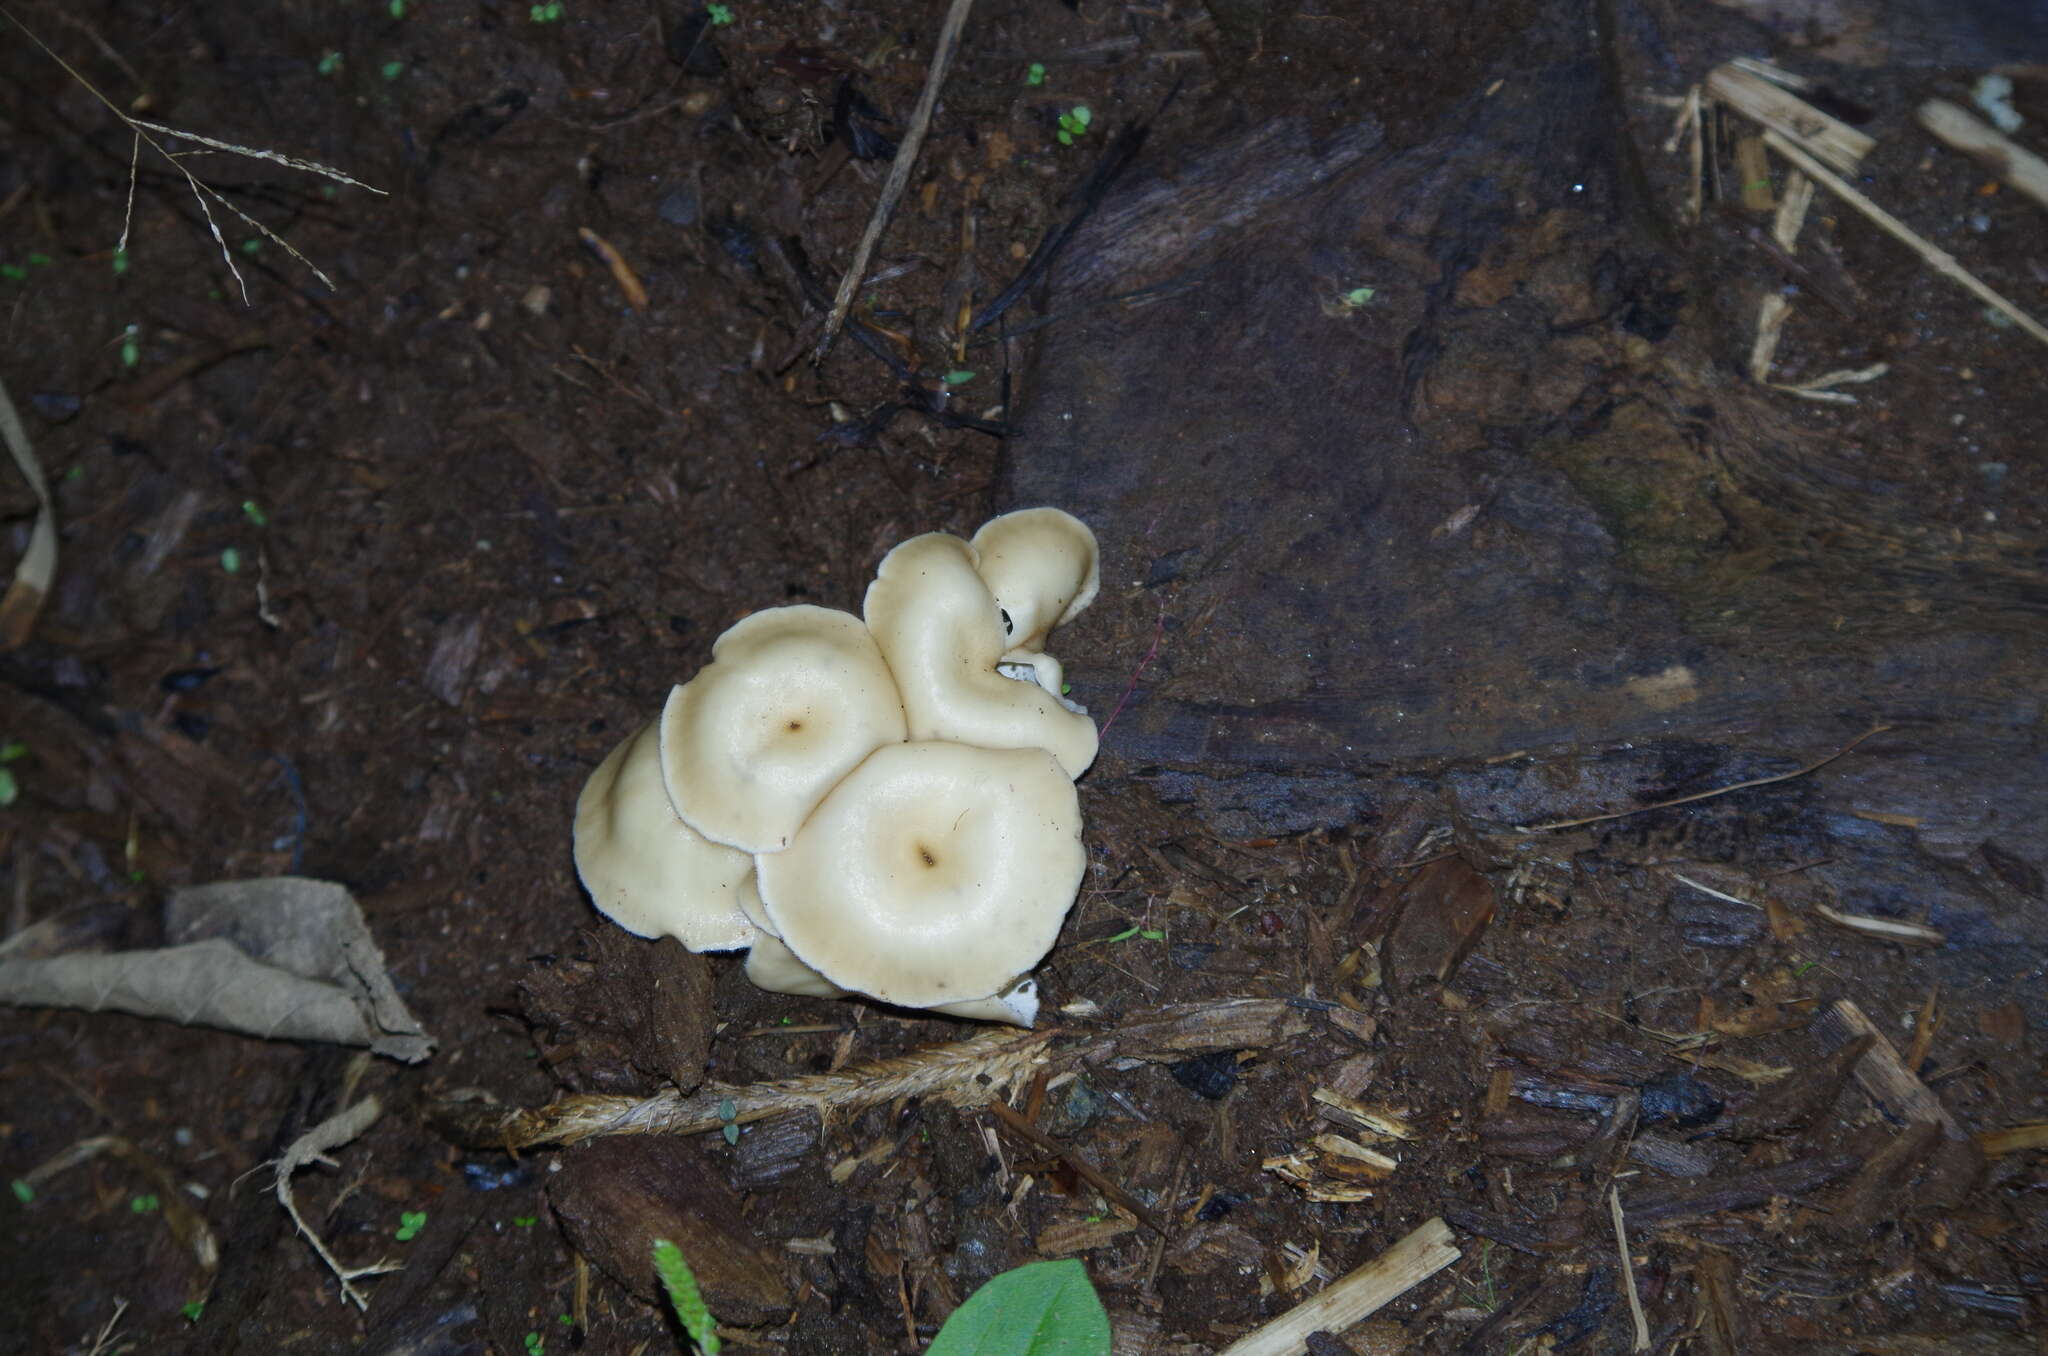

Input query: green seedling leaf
[318,52,343,76]
[0,768,18,807]
[1343,286,1376,306]
[26,252,52,268]
[111,247,131,275]
[529,1,564,19]
[706,2,734,24]
[220,547,242,574]
[389,0,406,16]
[1070,105,1091,128]
[396,1209,427,1241]
[0,742,20,764]
[131,1193,161,1213]
[10,1179,32,1203]
[182,1300,205,1322]
[925,1258,1110,1355]
[120,325,140,367]
[653,1239,722,1354]
[1139,928,1164,941]
[944,370,975,386]
[512,1215,538,1227]
[381,60,406,80]
[242,500,268,526]
[1026,61,1046,87]
[1104,926,1139,943]
[523,1334,544,1356]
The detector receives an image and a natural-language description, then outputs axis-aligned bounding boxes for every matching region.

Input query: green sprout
[523,1334,544,1356]
[380,60,406,80]
[111,247,131,275]
[0,769,15,808]
[0,265,25,283]
[388,0,406,16]
[718,1099,740,1146]
[318,52,343,76]
[1343,285,1376,307]
[64,465,85,483]
[705,2,734,24]
[395,1209,427,1241]
[181,1301,205,1322]
[1026,61,1046,86]
[0,743,22,809]
[220,548,243,574]
[131,1193,161,1213]
[242,500,268,527]
[26,252,51,268]
[943,369,975,386]
[512,1215,538,1228]
[10,1180,32,1204]
[1106,925,1165,944]
[239,238,263,256]
[529,1,563,20]
[1056,105,1091,146]
[120,325,140,367]
[653,1239,721,1354]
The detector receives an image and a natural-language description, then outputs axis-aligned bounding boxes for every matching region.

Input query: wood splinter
[1215,1216,1460,1356]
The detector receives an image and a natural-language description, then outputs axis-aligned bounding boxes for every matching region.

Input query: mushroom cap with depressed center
[756,740,1085,1008]
[863,534,1098,778]
[971,508,1100,652]
[573,720,757,951]
[660,604,908,853]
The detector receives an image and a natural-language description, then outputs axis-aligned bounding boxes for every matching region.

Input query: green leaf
[182,1300,205,1322]
[1025,62,1046,87]
[0,768,16,809]
[653,1239,722,1354]
[944,369,975,386]
[9,1179,32,1203]
[925,1259,1110,1355]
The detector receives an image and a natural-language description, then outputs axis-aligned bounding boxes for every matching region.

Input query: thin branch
[815,0,975,360]
[1517,725,1890,833]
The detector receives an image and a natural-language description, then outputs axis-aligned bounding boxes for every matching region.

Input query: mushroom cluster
[572,509,1100,1027]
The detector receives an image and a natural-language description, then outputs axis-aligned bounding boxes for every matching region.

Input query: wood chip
[1215,1217,1460,1356]
[1706,64,1873,173]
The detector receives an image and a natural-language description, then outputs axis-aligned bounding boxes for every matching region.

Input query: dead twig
[815,0,975,360]
[1609,1186,1650,1352]
[982,1097,1170,1237]
[274,1096,398,1311]
[1216,1217,1460,1356]
[1518,724,1890,833]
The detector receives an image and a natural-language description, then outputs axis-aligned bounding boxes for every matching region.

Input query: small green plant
[943,369,975,386]
[388,0,406,16]
[10,1180,33,1204]
[1104,925,1163,943]
[0,741,23,808]
[181,1300,205,1322]
[239,237,263,255]
[380,60,406,81]
[529,1,564,20]
[395,1209,427,1241]
[1056,105,1091,147]
[119,324,140,368]
[1025,61,1046,86]
[522,1333,544,1356]
[653,1239,721,1354]
[131,1193,161,1213]
[512,1214,538,1227]
[220,548,243,574]
[718,1099,740,1146]
[111,247,131,275]
[705,2,734,24]
[317,52,343,76]
[242,500,268,526]
[925,1259,1109,1355]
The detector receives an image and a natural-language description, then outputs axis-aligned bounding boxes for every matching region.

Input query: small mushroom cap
[572,720,757,951]
[971,508,1100,652]
[660,605,908,853]
[743,930,848,999]
[864,534,1097,778]
[756,741,1085,1008]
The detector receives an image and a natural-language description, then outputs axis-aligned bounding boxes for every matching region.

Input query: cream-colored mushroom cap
[971,508,1100,652]
[572,720,757,951]
[863,534,1097,778]
[660,605,908,853]
[756,741,1085,1008]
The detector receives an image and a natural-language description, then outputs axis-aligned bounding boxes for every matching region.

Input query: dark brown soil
[3,1,2045,1353]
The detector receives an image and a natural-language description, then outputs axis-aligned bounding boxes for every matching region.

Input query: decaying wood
[1626,1132,1715,1179]
[1917,99,2048,212]
[428,998,1308,1150]
[1695,1248,1744,1356]
[22,1132,221,1300]
[1384,856,1496,988]
[1813,999,1963,1139]
[984,1097,1169,1237]
[1760,127,2048,349]
[548,1136,792,1325]
[1704,64,1873,174]
[1440,1206,1572,1256]
[1976,1122,2048,1157]
[1214,1217,1460,1356]
[1713,1033,1873,1141]
[1815,1120,1942,1237]
[1622,1151,1859,1226]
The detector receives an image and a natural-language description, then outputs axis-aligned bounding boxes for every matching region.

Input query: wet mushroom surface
[2,0,2047,1353]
